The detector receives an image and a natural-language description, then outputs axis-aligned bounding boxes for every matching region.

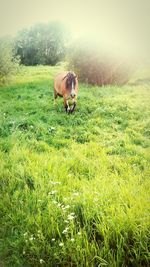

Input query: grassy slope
[0,66,150,267]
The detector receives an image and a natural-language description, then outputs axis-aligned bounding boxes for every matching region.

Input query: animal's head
[63,71,77,98]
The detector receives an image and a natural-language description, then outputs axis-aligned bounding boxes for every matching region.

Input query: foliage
[68,40,133,86]
[0,66,150,266]
[0,37,20,83]
[15,22,70,66]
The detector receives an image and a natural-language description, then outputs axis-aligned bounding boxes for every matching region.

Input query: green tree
[15,22,70,66]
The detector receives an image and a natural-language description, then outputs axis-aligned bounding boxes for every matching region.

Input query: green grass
[0,65,150,267]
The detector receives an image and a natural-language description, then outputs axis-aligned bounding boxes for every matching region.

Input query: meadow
[0,66,150,267]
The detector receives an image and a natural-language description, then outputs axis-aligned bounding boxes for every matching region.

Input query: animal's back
[54,71,68,96]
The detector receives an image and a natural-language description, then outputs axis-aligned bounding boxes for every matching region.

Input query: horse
[54,71,78,113]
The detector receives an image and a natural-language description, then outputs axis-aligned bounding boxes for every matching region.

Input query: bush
[68,40,133,86]
[0,37,20,83]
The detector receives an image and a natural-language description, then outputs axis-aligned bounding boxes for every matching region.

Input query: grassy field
[0,66,150,267]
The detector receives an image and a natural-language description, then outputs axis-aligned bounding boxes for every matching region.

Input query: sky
[0,0,150,63]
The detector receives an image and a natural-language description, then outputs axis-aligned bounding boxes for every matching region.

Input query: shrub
[68,40,133,86]
[0,37,20,83]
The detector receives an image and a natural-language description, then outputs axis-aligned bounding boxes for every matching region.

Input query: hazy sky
[0,0,150,62]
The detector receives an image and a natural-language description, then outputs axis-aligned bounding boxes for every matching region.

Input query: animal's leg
[54,89,58,105]
[70,99,77,113]
[64,98,70,113]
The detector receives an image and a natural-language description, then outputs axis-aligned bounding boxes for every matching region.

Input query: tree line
[0,21,133,85]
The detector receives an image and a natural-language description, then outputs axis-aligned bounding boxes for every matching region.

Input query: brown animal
[54,71,78,113]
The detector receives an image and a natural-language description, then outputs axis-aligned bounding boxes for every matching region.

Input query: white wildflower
[50,181,61,185]
[59,242,64,247]
[62,227,69,234]
[29,235,34,241]
[53,200,57,204]
[73,192,79,196]
[62,229,67,234]
[48,190,57,195]
[67,215,74,221]
[62,205,70,210]
[68,213,74,221]
[40,259,44,264]
[71,238,75,242]
[49,127,55,132]
[23,232,28,236]
[52,238,55,241]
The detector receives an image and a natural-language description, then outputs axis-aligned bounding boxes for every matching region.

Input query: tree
[15,22,70,66]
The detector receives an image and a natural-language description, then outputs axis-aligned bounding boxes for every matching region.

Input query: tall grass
[0,66,150,266]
